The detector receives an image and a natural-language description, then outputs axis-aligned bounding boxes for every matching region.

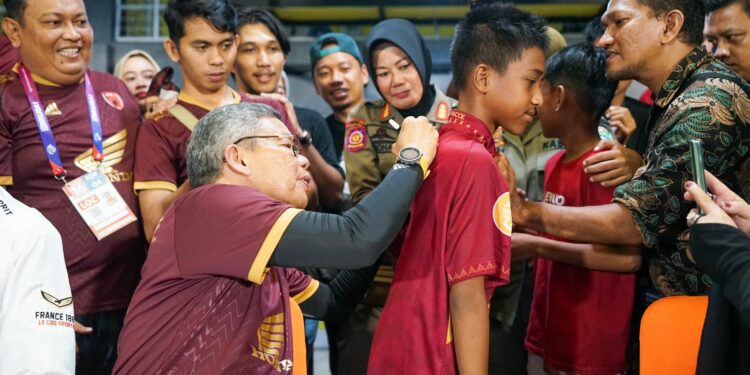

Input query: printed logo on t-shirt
[41,290,73,308]
[35,290,75,329]
[74,129,132,183]
[44,102,62,116]
[102,92,124,111]
[250,312,292,372]
[492,192,512,236]
[544,191,566,206]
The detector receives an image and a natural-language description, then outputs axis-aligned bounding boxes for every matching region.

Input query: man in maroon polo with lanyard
[0,0,144,373]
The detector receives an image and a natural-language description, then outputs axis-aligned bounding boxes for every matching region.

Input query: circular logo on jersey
[102,92,124,111]
[492,192,512,236]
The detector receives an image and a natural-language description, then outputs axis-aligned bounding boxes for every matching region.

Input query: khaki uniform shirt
[344,87,457,205]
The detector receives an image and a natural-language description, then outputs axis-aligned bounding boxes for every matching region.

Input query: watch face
[400,147,420,161]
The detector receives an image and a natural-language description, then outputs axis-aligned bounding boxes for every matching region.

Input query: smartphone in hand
[690,139,707,214]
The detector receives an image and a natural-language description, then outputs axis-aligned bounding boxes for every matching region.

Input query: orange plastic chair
[640,295,709,375]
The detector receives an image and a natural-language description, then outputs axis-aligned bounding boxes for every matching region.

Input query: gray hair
[187,102,281,187]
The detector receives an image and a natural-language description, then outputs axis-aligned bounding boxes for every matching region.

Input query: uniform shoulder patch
[380,103,391,121]
[102,92,124,111]
[345,122,367,153]
[436,101,450,121]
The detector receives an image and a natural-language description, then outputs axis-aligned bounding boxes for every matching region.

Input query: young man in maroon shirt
[115,103,438,374]
[0,0,143,372]
[368,4,544,374]
[134,0,290,242]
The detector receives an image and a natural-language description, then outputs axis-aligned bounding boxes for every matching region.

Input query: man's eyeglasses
[233,135,301,157]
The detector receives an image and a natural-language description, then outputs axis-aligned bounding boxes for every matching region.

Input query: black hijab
[365,19,435,118]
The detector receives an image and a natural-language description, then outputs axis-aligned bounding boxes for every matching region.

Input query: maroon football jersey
[368,110,512,374]
[525,149,635,374]
[134,90,291,192]
[0,65,145,314]
[114,184,316,374]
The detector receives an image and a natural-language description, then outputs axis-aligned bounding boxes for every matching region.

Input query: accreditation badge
[63,169,137,241]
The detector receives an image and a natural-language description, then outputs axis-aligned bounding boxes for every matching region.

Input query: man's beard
[607,62,641,82]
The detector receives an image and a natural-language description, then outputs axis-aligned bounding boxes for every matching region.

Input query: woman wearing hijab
[344,18,457,206]
[114,49,160,114]
[337,19,457,375]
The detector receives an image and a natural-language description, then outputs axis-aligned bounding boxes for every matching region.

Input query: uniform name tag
[63,169,137,241]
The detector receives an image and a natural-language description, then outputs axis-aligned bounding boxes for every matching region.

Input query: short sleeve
[445,149,511,287]
[173,186,302,284]
[283,268,319,305]
[614,79,749,248]
[0,213,75,374]
[133,119,179,192]
[0,114,11,186]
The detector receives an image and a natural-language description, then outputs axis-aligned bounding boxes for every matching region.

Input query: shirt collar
[447,110,496,155]
[177,87,240,111]
[654,47,711,109]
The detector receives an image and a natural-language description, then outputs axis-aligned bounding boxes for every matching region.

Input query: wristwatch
[397,146,423,165]
[298,130,313,146]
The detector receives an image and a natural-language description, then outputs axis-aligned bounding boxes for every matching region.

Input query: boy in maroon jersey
[0,0,144,372]
[368,4,545,374]
[134,0,290,242]
[517,44,641,375]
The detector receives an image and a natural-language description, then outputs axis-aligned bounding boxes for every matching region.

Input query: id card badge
[63,169,137,241]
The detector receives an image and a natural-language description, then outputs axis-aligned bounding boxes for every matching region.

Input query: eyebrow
[376,57,408,70]
[528,69,544,76]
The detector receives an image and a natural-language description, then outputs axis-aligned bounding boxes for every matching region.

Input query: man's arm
[450,276,489,375]
[515,201,643,246]
[513,233,642,272]
[138,180,190,242]
[298,262,380,321]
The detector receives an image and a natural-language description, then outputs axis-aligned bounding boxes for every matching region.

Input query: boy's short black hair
[164,0,237,43]
[635,0,705,45]
[544,43,617,120]
[451,3,548,92]
[704,0,750,15]
[4,0,27,23]
[236,8,291,56]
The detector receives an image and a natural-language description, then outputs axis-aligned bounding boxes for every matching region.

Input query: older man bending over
[114,103,437,374]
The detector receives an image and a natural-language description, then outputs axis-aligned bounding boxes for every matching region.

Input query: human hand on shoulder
[583,140,643,187]
[144,95,178,119]
[257,92,303,135]
[392,116,438,168]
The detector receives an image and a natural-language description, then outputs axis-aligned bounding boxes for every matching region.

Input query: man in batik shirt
[510,0,750,297]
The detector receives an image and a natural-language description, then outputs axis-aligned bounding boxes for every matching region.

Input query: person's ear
[660,10,685,44]
[360,64,370,85]
[2,18,22,48]
[473,64,490,95]
[554,85,565,112]
[164,39,180,63]
[223,145,252,176]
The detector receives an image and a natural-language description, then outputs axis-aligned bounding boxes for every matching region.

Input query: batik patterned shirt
[613,48,750,296]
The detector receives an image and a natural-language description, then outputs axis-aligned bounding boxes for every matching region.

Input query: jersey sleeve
[283,268,319,305]
[173,186,302,285]
[133,118,179,193]
[0,213,75,374]
[343,110,382,205]
[0,113,11,186]
[445,149,511,287]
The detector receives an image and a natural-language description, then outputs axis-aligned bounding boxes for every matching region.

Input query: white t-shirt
[0,188,75,374]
